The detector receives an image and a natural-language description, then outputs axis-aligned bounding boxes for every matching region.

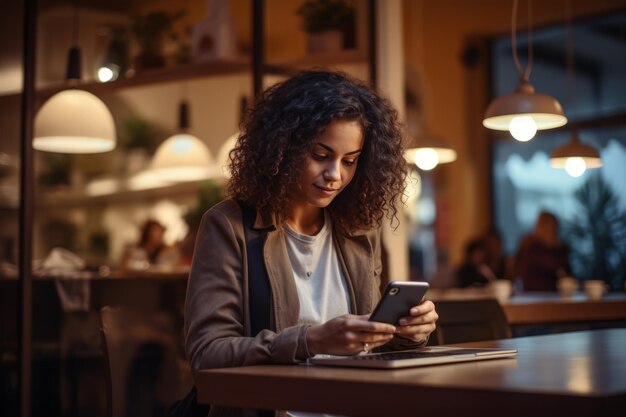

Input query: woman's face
[293,119,364,210]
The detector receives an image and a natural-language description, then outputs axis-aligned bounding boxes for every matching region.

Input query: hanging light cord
[72,0,79,47]
[565,0,575,110]
[511,0,533,82]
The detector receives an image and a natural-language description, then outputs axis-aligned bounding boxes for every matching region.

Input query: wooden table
[429,288,626,327]
[502,292,626,325]
[195,329,626,417]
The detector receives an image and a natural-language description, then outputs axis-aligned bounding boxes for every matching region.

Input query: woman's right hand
[306,314,396,356]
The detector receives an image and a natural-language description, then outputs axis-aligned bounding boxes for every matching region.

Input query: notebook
[308,346,518,369]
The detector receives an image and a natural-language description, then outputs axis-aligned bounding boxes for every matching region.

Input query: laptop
[308,346,518,369]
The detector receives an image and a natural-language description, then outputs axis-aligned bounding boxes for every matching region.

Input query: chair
[100,306,193,417]
[428,298,512,345]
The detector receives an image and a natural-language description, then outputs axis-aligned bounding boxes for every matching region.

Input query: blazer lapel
[263,229,300,331]
[334,232,376,315]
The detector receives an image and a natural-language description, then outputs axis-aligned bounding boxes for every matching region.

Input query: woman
[184,70,438,416]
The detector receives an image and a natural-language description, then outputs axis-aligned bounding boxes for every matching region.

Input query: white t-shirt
[282,211,351,326]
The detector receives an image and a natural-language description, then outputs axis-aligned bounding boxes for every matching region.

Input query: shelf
[2,59,251,100]
[36,180,203,209]
[263,50,368,76]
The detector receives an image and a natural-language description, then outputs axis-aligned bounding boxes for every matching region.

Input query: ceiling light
[550,132,602,178]
[34,6,116,154]
[404,131,457,171]
[483,0,567,140]
[148,101,214,182]
[34,87,116,153]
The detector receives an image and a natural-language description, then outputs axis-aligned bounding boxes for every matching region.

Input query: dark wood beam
[19,0,36,416]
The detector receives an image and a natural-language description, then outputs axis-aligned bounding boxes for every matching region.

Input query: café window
[490,12,626,290]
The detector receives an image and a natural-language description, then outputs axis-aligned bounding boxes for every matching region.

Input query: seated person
[455,238,497,288]
[483,230,511,280]
[515,211,571,291]
[120,219,178,271]
[184,70,439,417]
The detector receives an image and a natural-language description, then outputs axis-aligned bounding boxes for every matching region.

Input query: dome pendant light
[550,1,601,179]
[149,100,214,182]
[404,0,456,171]
[483,0,567,140]
[34,6,116,154]
[550,131,602,178]
[405,130,457,171]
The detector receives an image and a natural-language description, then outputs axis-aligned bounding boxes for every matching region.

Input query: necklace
[283,216,329,280]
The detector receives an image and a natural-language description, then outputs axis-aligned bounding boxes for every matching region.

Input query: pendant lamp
[403,1,456,171]
[483,0,567,141]
[404,130,457,171]
[550,131,602,178]
[549,0,602,178]
[148,101,214,182]
[34,7,116,154]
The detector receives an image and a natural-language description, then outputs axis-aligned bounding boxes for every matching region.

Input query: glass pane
[491,11,626,292]
[493,126,626,290]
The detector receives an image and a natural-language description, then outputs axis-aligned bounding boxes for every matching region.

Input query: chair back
[100,306,192,417]
[429,298,512,345]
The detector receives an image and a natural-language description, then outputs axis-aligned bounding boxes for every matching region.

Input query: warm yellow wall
[403,0,626,265]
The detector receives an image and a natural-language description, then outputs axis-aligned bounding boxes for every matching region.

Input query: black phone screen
[368,281,429,325]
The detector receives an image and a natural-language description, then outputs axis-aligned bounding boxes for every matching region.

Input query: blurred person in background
[455,238,496,288]
[483,230,512,280]
[120,219,178,271]
[515,211,572,291]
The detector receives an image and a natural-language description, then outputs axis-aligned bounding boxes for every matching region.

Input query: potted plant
[118,116,159,174]
[564,174,626,291]
[131,10,184,70]
[296,0,355,53]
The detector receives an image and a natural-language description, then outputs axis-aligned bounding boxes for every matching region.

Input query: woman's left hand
[395,300,438,342]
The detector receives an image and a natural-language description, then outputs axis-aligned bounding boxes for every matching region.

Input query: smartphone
[369,281,429,325]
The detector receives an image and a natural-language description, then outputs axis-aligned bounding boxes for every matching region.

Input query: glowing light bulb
[564,157,586,177]
[509,116,537,142]
[414,148,439,171]
[97,64,119,83]
[97,67,114,83]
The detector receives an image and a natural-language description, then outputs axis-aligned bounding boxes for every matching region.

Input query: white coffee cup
[557,277,578,299]
[584,280,607,300]
[488,279,513,303]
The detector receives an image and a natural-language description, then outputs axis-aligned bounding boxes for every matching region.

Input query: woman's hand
[306,314,396,356]
[394,300,438,343]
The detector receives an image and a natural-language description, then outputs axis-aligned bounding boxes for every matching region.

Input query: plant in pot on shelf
[296,0,355,53]
[118,116,160,175]
[131,10,184,71]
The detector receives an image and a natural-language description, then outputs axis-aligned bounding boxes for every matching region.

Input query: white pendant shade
[483,80,567,133]
[550,133,602,170]
[149,133,214,182]
[34,89,116,153]
[404,132,457,171]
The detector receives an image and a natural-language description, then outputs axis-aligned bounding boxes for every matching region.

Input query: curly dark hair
[227,70,408,233]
